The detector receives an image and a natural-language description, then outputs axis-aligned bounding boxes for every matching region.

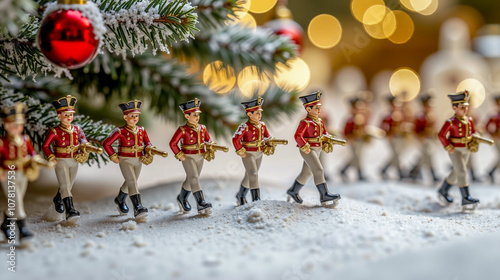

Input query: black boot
[437,180,454,206]
[130,194,148,219]
[315,183,341,206]
[251,188,261,202]
[408,165,421,181]
[358,168,366,181]
[114,190,129,214]
[459,186,480,212]
[53,190,64,214]
[380,163,390,180]
[62,197,80,221]
[340,165,349,182]
[235,185,249,206]
[177,188,192,213]
[489,166,496,183]
[1,214,14,241]
[16,219,33,240]
[193,191,212,215]
[286,180,304,204]
[430,168,440,183]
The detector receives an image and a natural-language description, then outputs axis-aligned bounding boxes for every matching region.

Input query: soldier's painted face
[185,112,200,125]
[306,105,322,117]
[4,122,24,137]
[453,104,469,117]
[58,112,74,126]
[247,110,262,122]
[124,113,140,127]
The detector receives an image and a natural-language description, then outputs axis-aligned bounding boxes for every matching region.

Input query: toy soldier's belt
[182,144,204,151]
[55,145,80,153]
[450,136,472,144]
[119,146,144,153]
[304,137,322,143]
[242,140,265,147]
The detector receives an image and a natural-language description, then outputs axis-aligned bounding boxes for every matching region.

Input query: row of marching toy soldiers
[339,93,500,184]
[0,90,496,243]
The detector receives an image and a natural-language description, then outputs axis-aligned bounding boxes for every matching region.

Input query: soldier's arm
[169,127,184,160]
[262,122,271,139]
[437,120,453,151]
[469,117,477,135]
[42,128,57,161]
[203,125,214,144]
[76,126,88,145]
[294,120,310,152]
[102,128,120,162]
[142,127,153,148]
[232,123,247,156]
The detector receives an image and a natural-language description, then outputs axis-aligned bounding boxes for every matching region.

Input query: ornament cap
[57,0,87,4]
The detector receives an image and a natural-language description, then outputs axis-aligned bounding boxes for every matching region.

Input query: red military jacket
[380,110,405,137]
[295,115,328,150]
[0,135,37,170]
[438,115,476,149]
[42,124,87,160]
[103,126,151,158]
[344,114,366,140]
[232,120,270,154]
[486,112,500,139]
[414,111,436,138]
[169,123,212,159]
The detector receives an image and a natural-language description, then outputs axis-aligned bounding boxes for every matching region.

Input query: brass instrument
[263,138,288,156]
[468,134,495,153]
[74,142,104,164]
[25,155,55,181]
[203,143,229,161]
[140,146,168,165]
[321,135,347,153]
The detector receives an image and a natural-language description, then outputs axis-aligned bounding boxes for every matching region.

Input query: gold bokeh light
[363,4,387,25]
[389,67,421,101]
[456,79,486,108]
[307,14,342,49]
[232,12,257,30]
[249,0,277,14]
[351,0,385,23]
[388,10,414,44]
[363,7,396,39]
[240,80,267,98]
[228,0,251,22]
[418,0,438,16]
[237,66,270,90]
[203,61,236,94]
[274,58,311,91]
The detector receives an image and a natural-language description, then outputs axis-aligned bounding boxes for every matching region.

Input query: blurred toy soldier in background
[407,93,440,183]
[485,95,500,182]
[103,100,151,221]
[170,98,228,215]
[1,103,53,241]
[286,91,345,207]
[380,95,407,180]
[437,90,494,213]
[43,95,99,223]
[340,97,368,182]
[233,97,287,205]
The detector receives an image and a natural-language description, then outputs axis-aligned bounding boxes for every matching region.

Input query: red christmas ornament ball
[38,9,100,69]
[264,19,304,54]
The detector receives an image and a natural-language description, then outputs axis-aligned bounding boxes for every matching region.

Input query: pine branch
[98,0,199,57]
[72,50,242,136]
[0,0,37,37]
[190,0,243,31]
[171,24,298,74]
[0,84,114,166]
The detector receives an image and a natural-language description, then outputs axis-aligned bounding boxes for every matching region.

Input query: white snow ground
[1,178,499,280]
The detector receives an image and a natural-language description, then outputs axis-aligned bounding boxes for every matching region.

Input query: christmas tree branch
[171,24,298,74]
[0,0,37,37]
[190,0,243,31]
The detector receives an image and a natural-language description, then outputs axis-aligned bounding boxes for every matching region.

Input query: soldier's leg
[188,154,211,213]
[182,155,202,193]
[1,173,32,239]
[242,152,260,190]
[301,148,326,185]
[119,158,141,196]
[456,148,479,211]
[55,159,72,199]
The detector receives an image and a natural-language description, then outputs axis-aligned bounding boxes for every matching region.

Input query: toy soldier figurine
[1,103,53,241]
[437,90,494,212]
[485,95,500,182]
[170,98,228,215]
[286,91,346,207]
[42,95,102,223]
[233,97,287,205]
[103,100,152,221]
[408,93,439,183]
[380,95,406,180]
[340,97,368,182]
